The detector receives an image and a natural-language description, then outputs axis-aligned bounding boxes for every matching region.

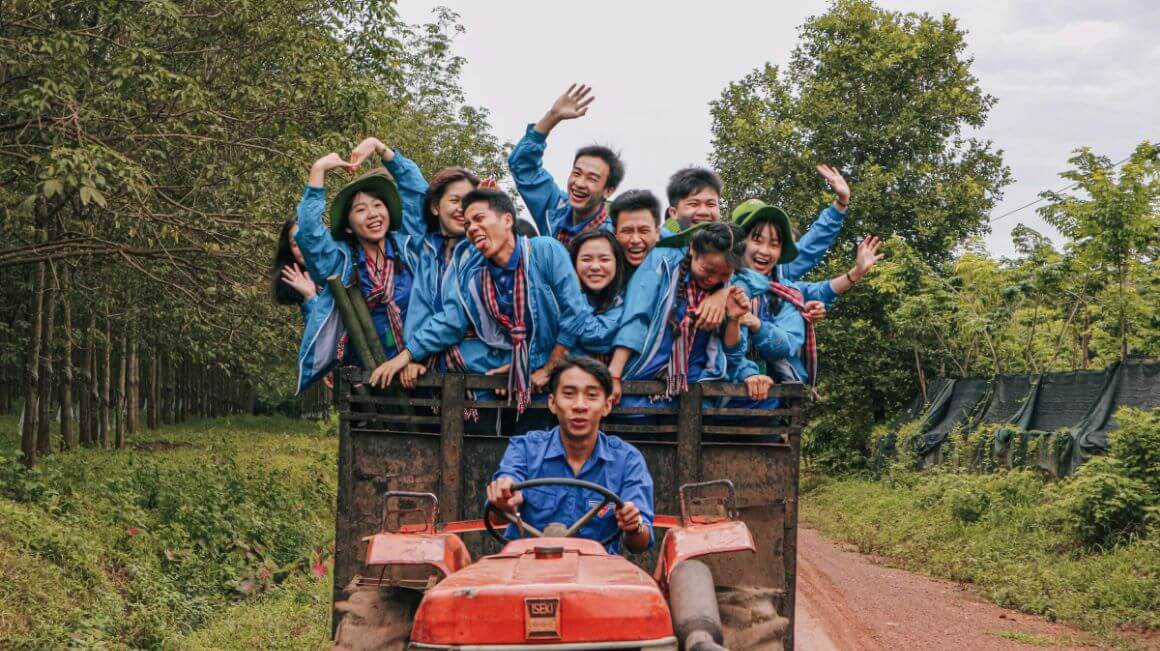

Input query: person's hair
[568,230,628,314]
[462,188,519,237]
[422,167,480,233]
[610,189,662,227]
[514,218,539,238]
[574,145,625,191]
[549,355,614,397]
[666,166,723,207]
[690,222,747,271]
[272,217,306,306]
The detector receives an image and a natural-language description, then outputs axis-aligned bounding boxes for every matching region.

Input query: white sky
[395,1,1159,257]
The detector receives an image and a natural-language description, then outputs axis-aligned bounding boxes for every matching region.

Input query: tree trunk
[20,262,45,466]
[36,263,58,457]
[86,313,99,446]
[100,317,111,448]
[128,337,140,434]
[163,353,175,425]
[149,351,160,429]
[1119,265,1129,362]
[115,333,127,448]
[59,275,75,451]
[79,323,92,447]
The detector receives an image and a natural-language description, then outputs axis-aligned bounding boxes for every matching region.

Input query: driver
[486,356,654,554]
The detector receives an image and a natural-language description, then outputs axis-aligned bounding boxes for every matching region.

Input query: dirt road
[794,528,1097,650]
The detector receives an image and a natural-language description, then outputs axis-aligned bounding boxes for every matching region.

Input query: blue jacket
[571,295,626,358]
[613,247,758,383]
[508,124,614,241]
[293,185,420,391]
[734,268,833,382]
[779,204,847,281]
[405,236,601,372]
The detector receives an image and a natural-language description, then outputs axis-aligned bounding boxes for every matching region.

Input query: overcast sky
[394,1,1158,257]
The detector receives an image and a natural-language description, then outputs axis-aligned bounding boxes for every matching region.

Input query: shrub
[1108,407,1160,494]
[947,484,991,523]
[1058,456,1150,549]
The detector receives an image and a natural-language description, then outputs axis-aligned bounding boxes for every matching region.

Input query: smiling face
[668,187,721,230]
[690,251,734,291]
[433,179,476,238]
[745,223,783,276]
[346,191,390,244]
[575,237,617,294]
[567,155,613,213]
[464,200,515,261]
[615,209,659,267]
[548,366,612,441]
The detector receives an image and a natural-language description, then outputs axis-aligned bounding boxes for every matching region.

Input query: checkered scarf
[555,204,608,246]
[363,251,406,354]
[764,281,817,384]
[481,255,531,413]
[666,269,706,397]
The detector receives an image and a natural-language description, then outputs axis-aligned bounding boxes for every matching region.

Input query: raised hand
[309,152,353,186]
[854,235,884,277]
[816,164,850,207]
[280,263,317,300]
[550,84,595,120]
[536,84,595,134]
[349,137,389,170]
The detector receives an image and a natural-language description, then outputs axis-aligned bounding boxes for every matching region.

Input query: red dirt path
[794,528,1103,650]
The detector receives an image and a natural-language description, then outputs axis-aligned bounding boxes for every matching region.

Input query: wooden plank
[703,406,796,418]
[701,424,796,435]
[347,395,442,408]
[676,383,703,489]
[700,382,805,398]
[439,374,465,521]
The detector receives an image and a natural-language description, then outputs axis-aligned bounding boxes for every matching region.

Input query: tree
[1039,142,1159,362]
[709,0,1011,468]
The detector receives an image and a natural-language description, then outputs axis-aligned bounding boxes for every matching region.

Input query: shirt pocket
[520,485,565,523]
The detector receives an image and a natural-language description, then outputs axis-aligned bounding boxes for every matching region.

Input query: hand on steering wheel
[484,477,624,546]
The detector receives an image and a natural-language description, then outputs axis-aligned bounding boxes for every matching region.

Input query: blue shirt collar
[543,427,616,464]
[485,236,523,274]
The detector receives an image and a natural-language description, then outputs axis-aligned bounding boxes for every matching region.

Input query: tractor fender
[361,532,472,579]
[653,520,756,588]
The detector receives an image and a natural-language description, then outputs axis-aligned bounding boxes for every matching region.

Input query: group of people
[273,84,882,429]
[271,84,884,552]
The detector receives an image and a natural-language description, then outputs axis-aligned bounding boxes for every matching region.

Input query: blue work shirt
[492,428,655,555]
[483,241,524,324]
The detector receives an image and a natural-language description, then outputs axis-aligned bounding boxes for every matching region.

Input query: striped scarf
[666,275,706,397]
[481,254,531,413]
[556,203,608,246]
[765,281,817,384]
[363,250,406,354]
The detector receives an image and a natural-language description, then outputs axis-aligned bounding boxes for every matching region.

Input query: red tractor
[329,370,803,650]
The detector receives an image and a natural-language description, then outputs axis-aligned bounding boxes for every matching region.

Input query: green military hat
[329,168,403,240]
[729,199,798,264]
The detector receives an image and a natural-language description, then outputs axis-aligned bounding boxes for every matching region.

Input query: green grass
[801,468,1160,644]
[0,415,336,649]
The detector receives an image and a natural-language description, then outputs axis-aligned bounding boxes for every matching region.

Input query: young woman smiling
[567,230,630,361]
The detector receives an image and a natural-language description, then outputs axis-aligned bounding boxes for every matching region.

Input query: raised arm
[826,235,884,296]
[349,138,430,239]
[779,164,850,281]
[295,153,353,282]
[508,85,595,234]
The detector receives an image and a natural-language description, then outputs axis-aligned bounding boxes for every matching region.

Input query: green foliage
[1108,407,1160,494]
[1058,457,1149,549]
[0,417,335,648]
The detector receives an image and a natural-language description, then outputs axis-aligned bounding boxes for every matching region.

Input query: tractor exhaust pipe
[669,560,728,651]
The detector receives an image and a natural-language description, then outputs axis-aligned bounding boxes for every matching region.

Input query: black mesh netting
[912,378,988,455]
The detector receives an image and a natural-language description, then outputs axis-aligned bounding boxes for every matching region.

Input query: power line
[988,151,1138,224]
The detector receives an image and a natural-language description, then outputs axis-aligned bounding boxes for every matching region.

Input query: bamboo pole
[328,276,377,369]
[345,284,388,366]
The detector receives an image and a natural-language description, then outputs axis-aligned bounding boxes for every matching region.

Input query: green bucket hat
[656,222,708,248]
[329,168,403,241]
[729,199,799,264]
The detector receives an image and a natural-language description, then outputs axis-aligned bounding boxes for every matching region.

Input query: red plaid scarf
[666,274,706,397]
[555,203,608,246]
[765,281,817,384]
[481,253,531,413]
[363,250,406,354]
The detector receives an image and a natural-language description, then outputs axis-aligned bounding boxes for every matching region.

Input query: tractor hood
[410,538,675,647]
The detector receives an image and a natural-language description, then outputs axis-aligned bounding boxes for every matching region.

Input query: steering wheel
[484,478,624,547]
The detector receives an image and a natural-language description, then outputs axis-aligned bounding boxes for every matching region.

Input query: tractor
[329,369,804,650]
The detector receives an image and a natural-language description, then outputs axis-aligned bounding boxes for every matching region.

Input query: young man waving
[508,84,625,244]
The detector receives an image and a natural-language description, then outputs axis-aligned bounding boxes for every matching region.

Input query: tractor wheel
[332,580,420,651]
[716,586,789,650]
